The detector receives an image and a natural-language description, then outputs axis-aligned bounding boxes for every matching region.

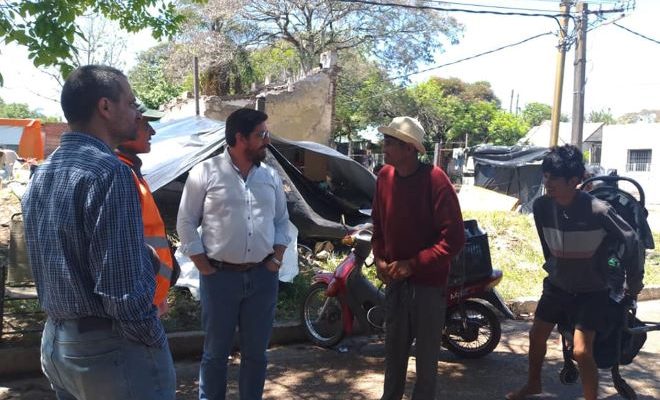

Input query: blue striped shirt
[21,133,166,347]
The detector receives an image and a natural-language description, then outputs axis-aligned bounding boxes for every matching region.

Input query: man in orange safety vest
[117,102,178,316]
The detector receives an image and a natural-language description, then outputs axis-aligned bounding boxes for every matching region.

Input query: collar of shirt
[177,149,287,264]
[60,132,115,155]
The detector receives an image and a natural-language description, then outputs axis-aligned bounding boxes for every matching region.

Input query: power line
[390,31,555,81]
[336,0,571,20]
[613,22,660,45]
[421,0,559,13]
[344,31,555,105]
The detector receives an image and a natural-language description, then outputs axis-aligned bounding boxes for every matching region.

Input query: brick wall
[42,123,69,157]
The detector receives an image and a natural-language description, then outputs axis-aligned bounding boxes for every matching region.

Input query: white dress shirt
[176,149,290,264]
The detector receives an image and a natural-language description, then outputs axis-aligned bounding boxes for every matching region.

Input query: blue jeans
[41,318,176,400]
[199,263,279,400]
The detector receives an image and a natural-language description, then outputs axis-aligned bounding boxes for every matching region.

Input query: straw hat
[377,116,426,155]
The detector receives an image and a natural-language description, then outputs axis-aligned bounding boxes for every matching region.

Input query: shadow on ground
[2,310,658,400]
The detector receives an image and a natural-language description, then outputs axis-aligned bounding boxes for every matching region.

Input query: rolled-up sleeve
[272,171,291,246]
[176,164,207,256]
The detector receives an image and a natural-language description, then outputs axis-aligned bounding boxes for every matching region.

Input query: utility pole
[550,1,573,147]
[509,89,514,113]
[571,2,588,150]
[193,56,200,116]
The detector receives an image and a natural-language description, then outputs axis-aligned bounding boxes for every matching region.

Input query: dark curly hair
[541,144,585,181]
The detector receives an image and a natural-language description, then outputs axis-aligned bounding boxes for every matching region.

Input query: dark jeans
[41,318,175,400]
[381,281,447,400]
[198,263,279,400]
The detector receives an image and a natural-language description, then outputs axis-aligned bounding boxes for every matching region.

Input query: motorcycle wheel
[301,282,345,348]
[443,300,501,359]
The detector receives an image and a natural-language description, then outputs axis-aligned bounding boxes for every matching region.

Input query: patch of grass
[463,211,546,300]
[643,231,660,287]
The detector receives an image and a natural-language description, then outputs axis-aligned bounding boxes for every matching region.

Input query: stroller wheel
[559,363,579,385]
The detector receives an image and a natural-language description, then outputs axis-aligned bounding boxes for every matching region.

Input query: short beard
[246,146,267,164]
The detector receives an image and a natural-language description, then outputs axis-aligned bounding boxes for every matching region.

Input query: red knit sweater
[371,164,466,287]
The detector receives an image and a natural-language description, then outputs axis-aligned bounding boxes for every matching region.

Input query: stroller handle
[581,175,645,207]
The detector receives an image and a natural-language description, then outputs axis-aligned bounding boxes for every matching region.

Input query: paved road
[1,301,658,400]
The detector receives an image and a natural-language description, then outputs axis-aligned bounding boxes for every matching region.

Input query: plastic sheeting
[141,116,226,192]
[140,115,375,242]
[470,145,549,213]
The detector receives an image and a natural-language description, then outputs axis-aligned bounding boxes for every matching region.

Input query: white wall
[600,123,660,205]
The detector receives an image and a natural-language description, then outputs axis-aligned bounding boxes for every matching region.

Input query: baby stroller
[557,175,660,399]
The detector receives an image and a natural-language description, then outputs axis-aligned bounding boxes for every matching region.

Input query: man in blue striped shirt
[22,65,175,400]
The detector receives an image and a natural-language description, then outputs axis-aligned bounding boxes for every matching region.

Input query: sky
[0,0,658,120]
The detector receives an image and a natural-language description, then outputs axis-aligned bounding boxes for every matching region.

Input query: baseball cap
[136,100,165,121]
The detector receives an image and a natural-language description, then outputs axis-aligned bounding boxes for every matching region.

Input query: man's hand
[387,260,413,280]
[376,258,392,284]
[190,254,217,276]
[265,258,281,273]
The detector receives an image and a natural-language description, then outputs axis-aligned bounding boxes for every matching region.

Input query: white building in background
[599,123,660,205]
[518,121,660,205]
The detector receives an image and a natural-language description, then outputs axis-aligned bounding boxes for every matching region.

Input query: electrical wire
[421,0,559,13]
[389,31,555,81]
[613,22,660,45]
[342,31,555,105]
[335,0,571,20]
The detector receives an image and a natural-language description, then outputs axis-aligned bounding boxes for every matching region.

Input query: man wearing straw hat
[372,116,466,400]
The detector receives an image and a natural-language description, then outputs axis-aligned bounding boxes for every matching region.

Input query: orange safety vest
[117,152,175,306]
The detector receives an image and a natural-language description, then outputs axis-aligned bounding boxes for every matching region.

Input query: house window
[626,149,652,172]
[590,144,601,165]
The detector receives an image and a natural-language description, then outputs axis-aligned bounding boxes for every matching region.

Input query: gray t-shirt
[533,190,640,293]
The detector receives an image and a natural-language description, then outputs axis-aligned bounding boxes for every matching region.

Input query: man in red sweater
[372,116,466,400]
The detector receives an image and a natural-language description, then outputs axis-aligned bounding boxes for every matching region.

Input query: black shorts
[535,278,609,332]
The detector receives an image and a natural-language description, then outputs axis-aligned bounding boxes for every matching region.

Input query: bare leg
[573,328,598,400]
[506,319,555,400]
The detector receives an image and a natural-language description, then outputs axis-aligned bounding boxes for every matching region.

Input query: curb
[506,285,660,316]
[0,321,308,378]
[1,286,658,378]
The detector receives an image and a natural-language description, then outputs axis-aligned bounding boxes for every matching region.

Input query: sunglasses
[256,130,271,140]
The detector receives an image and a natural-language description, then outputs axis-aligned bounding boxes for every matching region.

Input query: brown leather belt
[209,254,273,272]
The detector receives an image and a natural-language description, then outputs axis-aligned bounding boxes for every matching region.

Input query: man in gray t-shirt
[507,145,641,400]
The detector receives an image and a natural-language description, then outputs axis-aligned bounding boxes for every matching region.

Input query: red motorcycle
[300,220,514,358]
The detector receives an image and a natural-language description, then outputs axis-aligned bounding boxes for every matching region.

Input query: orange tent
[0,118,44,160]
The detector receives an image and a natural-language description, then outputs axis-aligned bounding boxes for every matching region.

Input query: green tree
[0,0,197,85]
[618,109,660,124]
[334,52,414,142]
[587,108,616,124]
[521,102,551,127]
[487,111,529,145]
[166,0,462,95]
[409,77,500,146]
[521,102,568,127]
[0,97,60,121]
[129,44,188,110]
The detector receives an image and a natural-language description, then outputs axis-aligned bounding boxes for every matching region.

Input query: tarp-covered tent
[141,116,375,243]
[470,145,549,213]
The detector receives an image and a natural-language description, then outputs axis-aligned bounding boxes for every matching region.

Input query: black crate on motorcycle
[449,220,493,285]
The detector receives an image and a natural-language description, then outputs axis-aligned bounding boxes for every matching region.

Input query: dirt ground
[1,301,659,399]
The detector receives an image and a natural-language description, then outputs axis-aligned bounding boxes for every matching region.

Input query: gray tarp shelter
[140,116,375,243]
[471,145,549,213]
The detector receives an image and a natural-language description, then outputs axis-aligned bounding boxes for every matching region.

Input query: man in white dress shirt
[176,108,290,400]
